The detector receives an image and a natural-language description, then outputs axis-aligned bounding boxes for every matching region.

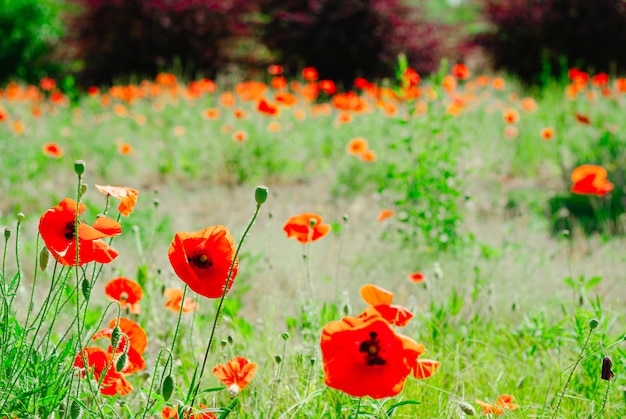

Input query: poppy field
[1,64,626,418]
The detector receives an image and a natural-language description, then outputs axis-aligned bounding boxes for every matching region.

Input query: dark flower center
[188,252,213,269]
[64,222,76,240]
[359,331,386,366]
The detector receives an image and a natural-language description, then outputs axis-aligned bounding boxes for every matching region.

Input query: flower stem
[353,397,362,419]
[188,203,261,410]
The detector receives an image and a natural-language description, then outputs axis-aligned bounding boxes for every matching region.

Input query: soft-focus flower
[570,165,614,196]
[42,142,64,158]
[359,149,377,162]
[503,108,519,124]
[540,127,555,140]
[202,108,221,120]
[232,130,248,143]
[359,285,413,327]
[105,277,143,314]
[347,137,369,156]
[95,184,139,216]
[92,317,147,375]
[302,67,319,81]
[408,272,425,283]
[212,356,258,396]
[452,64,470,80]
[168,226,238,298]
[378,209,394,222]
[476,394,519,415]
[283,213,331,244]
[39,198,121,266]
[161,404,216,419]
[268,64,283,75]
[320,309,426,398]
[257,99,280,116]
[413,359,440,379]
[164,288,197,313]
[575,113,591,125]
[73,347,133,396]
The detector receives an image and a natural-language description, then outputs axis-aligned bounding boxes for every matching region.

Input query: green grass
[1,68,625,418]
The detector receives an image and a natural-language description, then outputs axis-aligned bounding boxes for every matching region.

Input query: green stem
[188,203,261,410]
[353,397,362,419]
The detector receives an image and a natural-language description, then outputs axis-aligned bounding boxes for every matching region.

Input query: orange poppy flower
[616,78,626,93]
[40,77,56,91]
[92,319,147,376]
[412,359,440,379]
[378,209,394,222]
[232,130,248,142]
[503,108,519,124]
[233,108,247,119]
[302,67,319,81]
[42,142,64,158]
[592,73,609,87]
[359,284,413,327]
[335,111,353,125]
[266,121,281,132]
[117,142,134,155]
[319,79,337,95]
[408,272,425,283]
[491,77,506,90]
[570,164,614,196]
[540,127,555,140]
[274,91,298,107]
[268,64,283,75]
[347,137,369,156]
[202,108,221,120]
[476,394,519,415]
[451,64,470,80]
[73,347,133,396]
[320,309,426,399]
[219,91,236,108]
[301,82,320,102]
[283,213,331,244]
[212,356,258,396]
[39,198,121,266]
[95,184,139,216]
[503,126,518,139]
[271,76,287,90]
[403,68,421,88]
[442,75,457,92]
[164,288,197,313]
[359,149,377,162]
[161,404,216,419]
[168,226,238,299]
[520,97,537,112]
[105,277,143,314]
[257,99,280,116]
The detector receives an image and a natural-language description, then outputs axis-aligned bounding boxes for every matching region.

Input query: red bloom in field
[212,356,258,396]
[302,67,319,81]
[95,184,139,216]
[346,137,369,156]
[540,127,555,140]
[403,68,421,88]
[413,359,440,379]
[164,288,197,313]
[268,64,283,75]
[256,99,280,116]
[378,209,394,222]
[408,272,425,283]
[92,317,147,375]
[476,394,519,415]
[568,67,589,85]
[320,79,337,95]
[105,277,143,314]
[73,347,133,396]
[570,165,614,196]
[283,213,331,244]
[42,142,64,158]
[40,77,56,91]
[320,309,426,398]
[452,64,470,80]
[161,405,216,419]
[360,284,413,327]
[39,198,121,266]
[168,226,238,298]
[503,108,519,124]
[592,72,609,87]
[359,149,377,163]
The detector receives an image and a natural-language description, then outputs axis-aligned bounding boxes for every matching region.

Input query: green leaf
[584,276,603,291]
[386,400,421,417]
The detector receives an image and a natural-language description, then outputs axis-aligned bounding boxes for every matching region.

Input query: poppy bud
[342,214,349,223]
[281,332,289,341]
[162,374,175,401]
[115,352,127,372]
[69,400,81,419]
[589,318,599,330]
[4,227,11,240]
[17,213,25,223]
[227,335,234,344]
[81,278,91,299]
[255,185,269,206]
[110,325,121,350]
[274,355,282,364]
[601,356,614,381]
[39,247,50,271]
[74,160,86,175]
[458,401,476,415]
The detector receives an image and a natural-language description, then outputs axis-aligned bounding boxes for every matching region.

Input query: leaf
[584,276,603,291]
[386,400,421,417]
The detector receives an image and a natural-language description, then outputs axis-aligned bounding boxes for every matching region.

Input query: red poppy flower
[359,149,377,163]
[403,68,421,88]
[451,64,470,80]
[320,310,426,399]
[592,72,609,87]
[212,356,258,396]
[476,394,519,415]
[105,277,143,314]
[73,347,133,396]
[42,142,64,158]
[575,113,591,124]
[38,198,121,266]
[408,272,425,283]
[412,359,440,379]
[256,99,280,116]
[161,404,216,419]
[268,64,283,75]
[540,127,555,140]
[164,288,197,313]
[40,77,56,91]
[95,184,139,217]
[283,213,331,244]
[570,165,614,196]
[319,80,337,95]
[92,318,147,375]
[347,137,369,156]
[168,226,238,299]
[302,67,319,81]
[359,285,414,327]
[378,209,394,222]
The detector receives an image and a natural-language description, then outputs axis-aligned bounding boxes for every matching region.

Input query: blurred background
[1,0,625,90]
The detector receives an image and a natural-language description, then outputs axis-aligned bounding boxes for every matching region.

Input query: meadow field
[0,64,625,418]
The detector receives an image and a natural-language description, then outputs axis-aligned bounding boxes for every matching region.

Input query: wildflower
[442,75,457,92]
[268,64,283,75]
[592,72,609,87]
[283,213,331,244]
[212,356,258,397]
[359,284,413,327]
[403,68,421,88]
[95,184,139,216]
[38,198,121,266]
[173,126,186,136]
[257,99,280,116]
[233,108,247,119]
[168,226,238,299]
[40,77,56,91]
[408,272,425,283]
[503,126,518,139]
[42,142,64,158]
[378,209,394,222]
[117,142,134,155]
[105,277,143,314]
[503,108,519,124]
[476,394,519,415]
[575,113,591,124]
[413,359,440,379]
[92,317,147,375]
[302,67,319,81]
[274,92,298,107]
[347,137,369,156]
[452,64,470,80]
[266,121,281,132]
[491,77,506,90]
[271,76,287,90]
[320,309,426,398]
[161,404,215,419]
[164,288,197,313]
[219,92,235,107]
[232,130,248,143]
[520,97,537,112]
[73,347,133,396]
[540,127,555,140]
[570,165,614,196]
[359,149,377,162]
[202,108,221,120]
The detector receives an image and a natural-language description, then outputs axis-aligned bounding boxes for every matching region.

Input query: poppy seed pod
[74,160,86,175]
[255,185,269,205]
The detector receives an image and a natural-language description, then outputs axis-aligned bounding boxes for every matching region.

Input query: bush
[0,0,65,85]
[476,0,626,85]
[67,0,256,86]
[256,0,455,88]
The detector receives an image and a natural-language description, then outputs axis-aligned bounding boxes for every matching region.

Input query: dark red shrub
[67,0,256,86]
[256,0,455,88]
[476,0,626,85]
